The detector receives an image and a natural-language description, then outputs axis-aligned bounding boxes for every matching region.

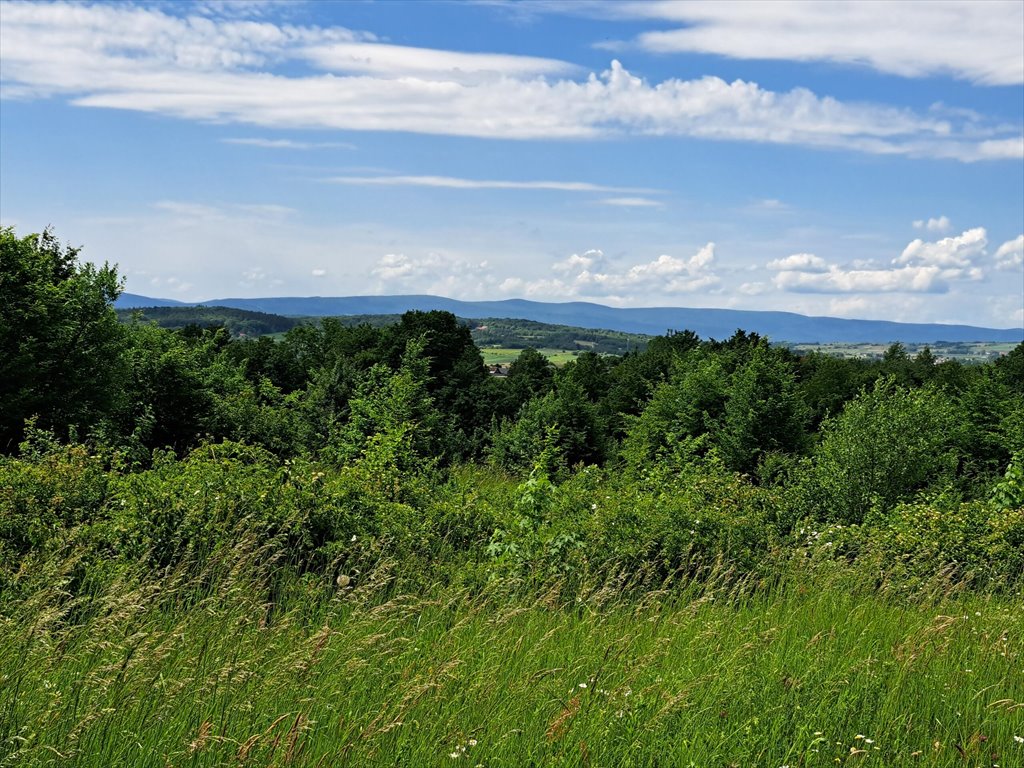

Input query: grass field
[3,558,1021,768]
[786,341,1020,362]
[480,347,584,366]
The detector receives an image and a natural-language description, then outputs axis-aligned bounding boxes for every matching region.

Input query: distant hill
[117,293,190,308]
[116,305,304,336]
[114,293,1024,344]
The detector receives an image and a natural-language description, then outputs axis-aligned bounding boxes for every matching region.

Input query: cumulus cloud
[894,227,987,268]
[771,228,991,294]
[507,244,720,302]
[623,1,1023,86]
[994,235,1024,270]
[0,2,1019,160]
[913,215,951,232]
[766,253,828,272]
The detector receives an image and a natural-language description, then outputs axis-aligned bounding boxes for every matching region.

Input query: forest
[2,227,1023,767]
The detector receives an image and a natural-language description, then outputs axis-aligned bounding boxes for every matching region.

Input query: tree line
[3,226,1024,596]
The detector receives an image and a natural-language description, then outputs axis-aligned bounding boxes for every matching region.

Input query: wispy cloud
[0,2,1019,160]
[596,1,1024,86]
[324,175,658,193]
[599,196,664,208]
[302,42,577,82]
[222,137,356,150]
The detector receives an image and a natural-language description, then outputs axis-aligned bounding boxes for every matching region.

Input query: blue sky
[1,0,1022,327]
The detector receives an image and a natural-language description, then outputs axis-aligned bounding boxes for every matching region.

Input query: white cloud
[773,264,948,293]
[994,235,1024,270]
[749,198,790,212]
[311,268,327,277]
[738,281,768,295]
[552,251,602,274]
[301,42,577,82]
[510,243,720,302]
[147,274,194,294]
[370,252,498,296]
[324,175,656,193]
[0,2,1019,160]
[766,253,828,272]
[599,196,664,208]
[912,215,951,232]
[826,295,927,321]
[222,137,355,149]
[153,200,294,220]
[895,227,987,268]
[771,228,991,294]
[624,1,1023,86]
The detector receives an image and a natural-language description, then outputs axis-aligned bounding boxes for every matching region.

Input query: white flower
[468,739,477,747]
[1014,735,1024,744]
[578,682,587,689]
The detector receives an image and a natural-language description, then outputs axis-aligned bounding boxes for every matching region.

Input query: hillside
[115,293,1024,344]
[116,305,304,336]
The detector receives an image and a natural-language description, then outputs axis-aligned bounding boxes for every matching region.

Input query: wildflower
[578,682,587,689]
[468,739,477,747]
[1015,735,1024,744]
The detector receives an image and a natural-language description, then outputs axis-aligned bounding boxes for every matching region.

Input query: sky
[1,0,1023,328]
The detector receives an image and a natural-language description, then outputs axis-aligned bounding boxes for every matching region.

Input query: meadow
[3,547,1021,767]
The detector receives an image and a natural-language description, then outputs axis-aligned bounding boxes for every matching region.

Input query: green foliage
[489,380,608,473]
[0,430,111,580]
[991,451,1024,511]
[5,225,1024,766]
[810,497,1024,592]
[716,342,809,475]
[620,351,727,470]
[807,378,960,523]
[325,338,439,473]
[116,305,302,336]
[0,228,124,450]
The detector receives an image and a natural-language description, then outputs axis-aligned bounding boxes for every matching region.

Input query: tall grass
[2,546,1021,768]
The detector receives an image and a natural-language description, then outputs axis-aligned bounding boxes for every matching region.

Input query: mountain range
[114,293,1024,344]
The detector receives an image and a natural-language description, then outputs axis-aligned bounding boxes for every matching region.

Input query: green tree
[490,380,607,474]
[498,347,556,417]
[810,377,958,523]
[0,228,123,450]
[620,351,727,470]
[715,343,809,475]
